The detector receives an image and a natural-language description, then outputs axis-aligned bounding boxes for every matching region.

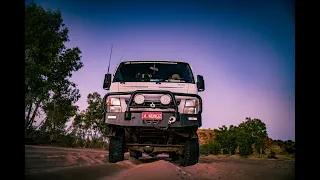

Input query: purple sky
[33,0,295,141]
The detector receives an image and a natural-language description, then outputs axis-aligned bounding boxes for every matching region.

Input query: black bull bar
[102,90,203,121]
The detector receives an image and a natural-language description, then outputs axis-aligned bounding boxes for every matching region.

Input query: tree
[70,111,87,146]
[200,141,221,156]
[235,128,252,156]
[86,92,104,137]
[214,125,238,155]
[238,117,268,156]
[40,90,80,135]
[283,140,295,154]
[275,139,284,148]
[25,2,83,135]
[69,92,109,148]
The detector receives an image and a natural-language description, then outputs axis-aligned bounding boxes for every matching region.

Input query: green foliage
[222,149,229,154]
[70,92,109,147]
[273,139,295,154]
[283,140,295,154]
[211,118,269,157]
[200,141,221,155]
[28,129,107,148]
[24,3,109,149]
[236,128,253,156]
[28,92,109,148]
[41,96,79,134]
[214,125,238,155]
[238,117,268,156]
[27,92,110,148]
[25,2,83,134]
[238,144,252,157]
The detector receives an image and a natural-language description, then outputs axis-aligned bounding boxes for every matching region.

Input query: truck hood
[115,82,190,93]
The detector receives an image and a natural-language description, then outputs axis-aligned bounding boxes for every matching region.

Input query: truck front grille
[125,100,181,106]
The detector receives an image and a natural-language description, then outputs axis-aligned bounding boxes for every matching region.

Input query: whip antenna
[107,44,113,74]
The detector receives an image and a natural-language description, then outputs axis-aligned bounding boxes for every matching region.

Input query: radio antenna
[107,44,113,74]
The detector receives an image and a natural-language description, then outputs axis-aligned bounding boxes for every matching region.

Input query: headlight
[107,97,121,112]
[134,94,145,104]
[184,99,199,114]
[185,99,199,107]
[160,94,171,105]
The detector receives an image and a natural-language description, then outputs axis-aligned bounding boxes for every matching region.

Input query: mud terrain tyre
[180,138,199,166]
[169,152,179,161]
[109,128,125,163]
[130,150,142,159]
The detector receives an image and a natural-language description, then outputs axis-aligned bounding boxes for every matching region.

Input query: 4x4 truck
[102,60,205,166]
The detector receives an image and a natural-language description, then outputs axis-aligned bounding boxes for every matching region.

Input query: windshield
[113,61,195,83]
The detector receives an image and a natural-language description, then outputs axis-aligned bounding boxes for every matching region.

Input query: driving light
[160,94,171,105]
[134,94,145,104]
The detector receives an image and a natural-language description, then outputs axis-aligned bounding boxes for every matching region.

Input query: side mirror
[197,75,205,92]
[103,74,112,90]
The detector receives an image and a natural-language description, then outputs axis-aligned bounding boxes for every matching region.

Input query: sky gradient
[32,0,295,141]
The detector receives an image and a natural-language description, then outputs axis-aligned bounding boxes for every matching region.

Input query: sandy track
[25,145,109,172]
[25,145,295,180]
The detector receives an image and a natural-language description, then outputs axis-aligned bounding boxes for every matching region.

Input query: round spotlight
[160,94,171,105]
[134,94,145,104]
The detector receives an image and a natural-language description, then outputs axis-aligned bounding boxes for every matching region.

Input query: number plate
[142,112,162,120]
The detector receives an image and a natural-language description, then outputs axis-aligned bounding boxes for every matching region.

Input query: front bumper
[105,112,202,127]
[103,90,203,128]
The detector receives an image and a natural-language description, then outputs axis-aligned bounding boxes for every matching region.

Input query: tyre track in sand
[25,145,295,180]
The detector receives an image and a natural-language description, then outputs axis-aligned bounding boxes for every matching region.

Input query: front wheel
[180,138,199,166]
[169,152,179,161]
[109,128,125,163]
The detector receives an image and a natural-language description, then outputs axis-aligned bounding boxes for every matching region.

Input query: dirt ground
[25,145,295,180]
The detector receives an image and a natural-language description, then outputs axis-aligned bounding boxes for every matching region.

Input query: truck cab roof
[120,60,189,64]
